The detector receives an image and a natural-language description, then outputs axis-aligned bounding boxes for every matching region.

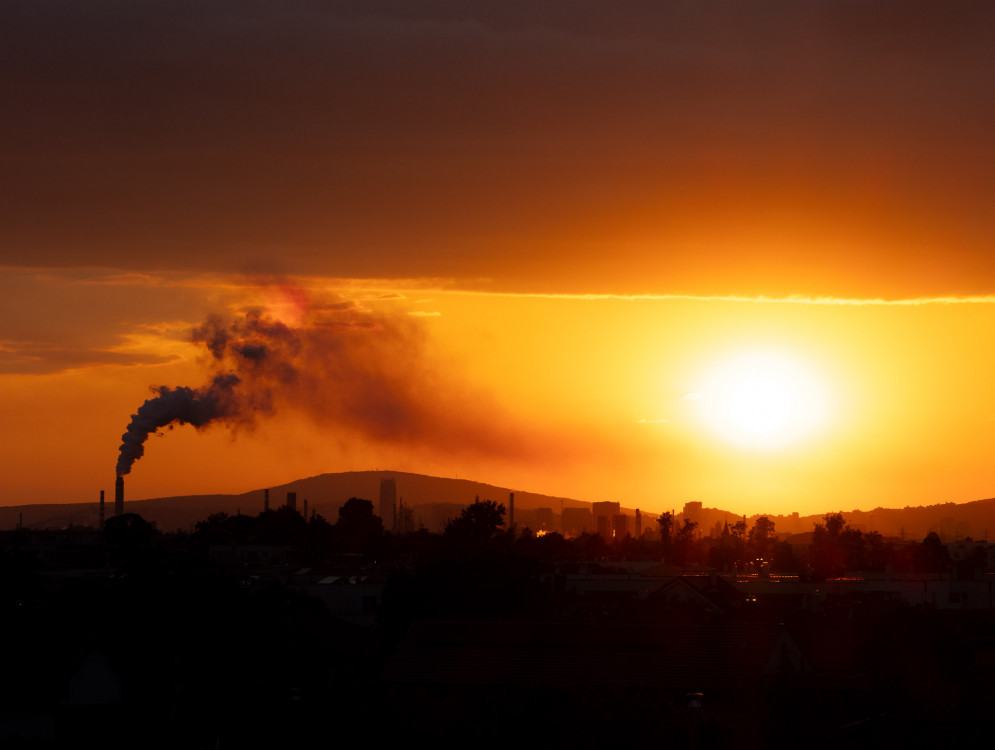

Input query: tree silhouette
[335,498,384,554]
[193,511,255,545]
[748,516,776,559]
[193,511,232,544]
[657,512,674,560]
[810,512,865,577]
[672,518,698,566]
[771,540,799,573]
[863,530,889,572]
[444,500,505,545]
[256,505,309,545]
[708,521,740,570]
[104,512,157,550]
[915,531,951,574]
[103,512,158,567]
[731,518,747,540]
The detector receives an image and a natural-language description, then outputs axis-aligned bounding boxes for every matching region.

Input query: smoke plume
[116,373,245,476]
[116,293,535,477]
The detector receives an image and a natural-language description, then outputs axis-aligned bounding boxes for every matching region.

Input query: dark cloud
[0,268,209,374]
[0,344,178,375]
[2,2,994,296]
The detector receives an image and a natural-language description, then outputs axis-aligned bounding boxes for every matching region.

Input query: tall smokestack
[115,476,124,517]
[379,478,397,531]
[286,491,297,513]
[264,488,270,512]
[509,492,515,527]
[99,490,105,529]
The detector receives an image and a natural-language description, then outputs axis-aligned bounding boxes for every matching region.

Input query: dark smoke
[116,373,244,476]
[116,295,545,478]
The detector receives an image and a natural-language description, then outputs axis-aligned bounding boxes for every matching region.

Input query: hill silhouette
[2,470,995,540]
[0,471,596,532]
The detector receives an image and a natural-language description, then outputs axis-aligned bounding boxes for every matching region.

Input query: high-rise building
[596,514,612,537]
[562,507,592,536]
[536,507,554,531]
[683,501,703,526]
[592,501,620,537]
[612,514,631,539]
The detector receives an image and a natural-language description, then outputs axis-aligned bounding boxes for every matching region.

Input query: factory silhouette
[5,471,995,746]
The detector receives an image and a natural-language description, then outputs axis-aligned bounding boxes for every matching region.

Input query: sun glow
[696,350,829,448]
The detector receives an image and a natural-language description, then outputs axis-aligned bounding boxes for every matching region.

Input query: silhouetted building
[562,507,593,536]
[592,501,620,516]
[593,501,619,538]
[683,501,702,525]
[411,502,463,533]
[380,478,397,531]
[613,514,631,539]
[536,507,554,531]
[595,515,610,537]
[396,497,415,534]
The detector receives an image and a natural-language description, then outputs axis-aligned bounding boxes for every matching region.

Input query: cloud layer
[2,1,994,296]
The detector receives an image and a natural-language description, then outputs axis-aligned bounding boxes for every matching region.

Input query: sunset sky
[3,1,995,516]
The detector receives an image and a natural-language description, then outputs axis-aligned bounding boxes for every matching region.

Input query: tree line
[87,499,984,580]
[656,510,978,579]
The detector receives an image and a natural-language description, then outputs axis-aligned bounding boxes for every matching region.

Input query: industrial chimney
[115,476,124,516]
[379,478,397,531]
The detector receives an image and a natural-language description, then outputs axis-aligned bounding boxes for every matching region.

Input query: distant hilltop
[680,498,995,543]
[0,470,602,533]
[2,470,995,541]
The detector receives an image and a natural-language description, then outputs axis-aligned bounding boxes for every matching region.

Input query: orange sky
[2,2,995,516]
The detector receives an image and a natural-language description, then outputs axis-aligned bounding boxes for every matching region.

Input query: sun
[694,350,829,448]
